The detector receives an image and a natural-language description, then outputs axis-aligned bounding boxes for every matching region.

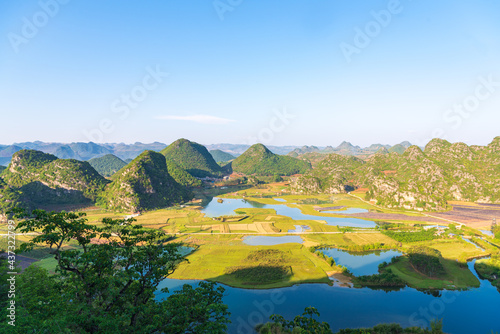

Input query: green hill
[209,149,235,163]
[231,144,311,176]
[160,138,223,178]
[0,177,27,223]
[98,151,192,212]
[1,150,109,206]
[88,154,127,177]
[388,144,406,154]
[292,137,500,210]
[165,158,202,187]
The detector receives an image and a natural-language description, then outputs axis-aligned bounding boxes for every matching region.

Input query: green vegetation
[0,209,230,333]
[407,246,445,277]
[293,137,500,211]
[1,149,109,206]
[354,268,407,288]
[231,144,311,176]
[475,255,500,290]
[257,307,445,334]
[382,230,437,243]
[160,138,223,177]
[165,158,203,187]
[210,149,235,162]
[98,150,192,212]
[87,154,127,177]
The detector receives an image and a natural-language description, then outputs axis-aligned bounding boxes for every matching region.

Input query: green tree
[2,208,230,333]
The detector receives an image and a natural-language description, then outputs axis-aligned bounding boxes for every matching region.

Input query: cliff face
[98,151,192,212]
[291,138,500,211]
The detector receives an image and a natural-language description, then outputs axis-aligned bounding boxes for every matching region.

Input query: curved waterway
[201,197,376,228]
[157,258,500,334]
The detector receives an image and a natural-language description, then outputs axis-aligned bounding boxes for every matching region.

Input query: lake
[319,248,403,276]
[201,197,376,228]
[156,259,500,334]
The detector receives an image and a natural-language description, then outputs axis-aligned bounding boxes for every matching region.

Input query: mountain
[291,137,500,211]
[0,177,26,222]
[287,146,320,157]
[88,154,127,177]
[160,139,223,178]
[367,144,391,152]
[164,158,202,187]
[205,143,299,156]
[290,154,364,194]
[231,144,311,176]
[1,150,109,206]
[0,145,22,158]
[108,141,167,160]
[209,149,235,163]
[335,141,362,155]
[388,144,406,154]
[54,145,81,159]
[68,142,113,160]
[0,166,5,173]
[98,151,192,212]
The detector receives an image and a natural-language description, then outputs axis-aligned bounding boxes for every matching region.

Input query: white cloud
[155,114,236,125]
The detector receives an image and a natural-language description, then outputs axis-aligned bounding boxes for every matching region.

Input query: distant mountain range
[0,141,414,166]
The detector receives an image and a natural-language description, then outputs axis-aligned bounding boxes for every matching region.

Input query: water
[319,248,403,276]
[201,197,376,228]
[157,259,500,334]
[242,235,303,246]
[288,225,311,233]
[461,237,485,251]
[273,198,287,202]
[480,230,494,237]
[321,208,368,214]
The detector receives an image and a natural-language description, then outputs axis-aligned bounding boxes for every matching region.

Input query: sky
[1,0,500,148]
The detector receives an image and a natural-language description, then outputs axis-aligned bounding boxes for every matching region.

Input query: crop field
[169,236,337,288]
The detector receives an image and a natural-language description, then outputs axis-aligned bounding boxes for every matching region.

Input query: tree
[2,208,230,333]
[257,307,332,334]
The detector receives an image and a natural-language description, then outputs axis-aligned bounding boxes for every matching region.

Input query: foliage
[0,208,230,333]
[258,307,444,334]
[165,158,203,187]
[407,246,445,278]
[354,268,407,288]
[475,254,500,291]
[336,320,444,334]
[209,149,235,162]
[98,150,192,212]
[88,154,127,177]
[257,307,332,334]
[225,249,293,284]
[383,230,437,243]
[293,137,500,211]
[160,138,223,177]
[2,149,110,205]
[232,144,311,176]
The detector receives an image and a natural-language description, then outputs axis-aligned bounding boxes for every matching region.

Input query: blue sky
[1,0,500,147]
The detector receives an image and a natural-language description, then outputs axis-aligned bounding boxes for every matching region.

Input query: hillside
[1,150,109,206]
[88,154,127,177]
[209,149,235,162]
[165,158,202,187]
[0,177,26,222]
[98,151,192,212]
[231,144,311,176]
[160,139,223,177]
[292,137,500,210]
[290,154,364,194]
